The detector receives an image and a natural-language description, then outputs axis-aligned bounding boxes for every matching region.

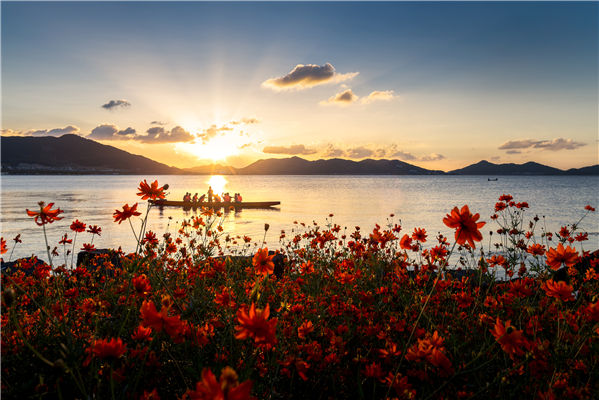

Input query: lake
[1,175,598,261]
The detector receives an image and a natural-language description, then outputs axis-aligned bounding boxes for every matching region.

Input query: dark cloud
[263,63,358,90]
[150,121,167,125]
[263,144,317,155]
[29,125,80,137]
[346,146,374,159]
[320,89,359,106]
[506,150,522,154]
[101,99,131,110]
[117,127,136,136]
[138,125,194,143]
[499,138,586,151]
[88,124,118,140]
[361,90,396,104]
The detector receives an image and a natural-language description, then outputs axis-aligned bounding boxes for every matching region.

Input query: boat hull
[149,200,280,209]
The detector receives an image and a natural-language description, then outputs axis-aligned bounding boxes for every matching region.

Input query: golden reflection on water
[206,175,227,195]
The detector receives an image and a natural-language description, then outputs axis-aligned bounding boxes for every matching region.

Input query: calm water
[1,175,598,261]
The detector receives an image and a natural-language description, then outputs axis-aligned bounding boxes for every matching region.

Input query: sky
[2,1,598,171]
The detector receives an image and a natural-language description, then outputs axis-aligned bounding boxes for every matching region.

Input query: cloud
[88,124,118,140]
[498,137,586,151]
[346,146,374,159]
[263,144,317,155]
[391,150,417,161]
[506,150,521,154]
[231,117,260,125]
[101,99,131,110]
[262,63,358,90]
[28,125,81,137]
[320,89,359,106]
[150,120,167,125]
[420,153,445,162]
[138,125,194,143]
[198,124,233,143]
[87,124,137,140]
[361,90,396,104]
[117,127,136,136]
[324,144,345,158]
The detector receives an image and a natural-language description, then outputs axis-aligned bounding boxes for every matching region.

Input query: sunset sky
[2,1,597,171]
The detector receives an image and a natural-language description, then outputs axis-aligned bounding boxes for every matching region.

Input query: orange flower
[182,367,253,400]
[235,303,277,346]
[443,205,485,248]
[527,244,546,256]
[113,203,141,224]
[26,202,63,226]
[132,274,152,296]
[137,180,166,201]
[252,248,274,276]
[140,299,185,340]
[89,337,127,359]
[545,243,579,270]
[542,280,575,302]
[1,237,7,255]
[490,318,527,358]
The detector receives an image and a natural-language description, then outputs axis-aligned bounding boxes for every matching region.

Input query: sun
[178,135,240,162]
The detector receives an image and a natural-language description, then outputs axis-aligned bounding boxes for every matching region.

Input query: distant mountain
[235,156,443,175]
[449,160,565,175]
[565,165,599,175]
[1,134,181,174]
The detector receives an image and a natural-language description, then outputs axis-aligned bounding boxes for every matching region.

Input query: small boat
[488,178,498,181]
[149,199,280,209]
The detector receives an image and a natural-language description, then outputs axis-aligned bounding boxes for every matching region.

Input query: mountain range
[1,134,597,175]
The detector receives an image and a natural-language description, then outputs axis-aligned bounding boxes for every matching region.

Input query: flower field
[1,181,598,399]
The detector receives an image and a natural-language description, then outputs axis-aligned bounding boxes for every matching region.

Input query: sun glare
[207,175,227,194]
[178,135,240,162]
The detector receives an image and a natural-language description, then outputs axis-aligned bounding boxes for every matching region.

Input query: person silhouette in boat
[208,186,213,202]
[198,194,206,202]
[223,192,231,202]
[192,193,198,203]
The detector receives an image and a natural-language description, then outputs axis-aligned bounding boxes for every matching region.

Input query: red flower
[137,180,166,201]
[1,237,7,255]
[585,205,595,212]
[443,205,485,248]
[542,280,575,302]
[252,248,274,276]
[411,228,427,243]
[58,234,72,245]
[140,299,186,340]
[89,337,127,359]
[131,325,153,341]
[113,203,141,224]
[490,319,527,359]
[70,219,86,232]
[182,367,253,400]
[26,202,63,226]
[486,255,506,268]
[87,225,102,236]
[298,320,314,340]
[545,243,579,270]
[399,234,412,250]
[13,234,22,244]
[132,274,152,296]
[235,303,277,346]
[81,243,96,251]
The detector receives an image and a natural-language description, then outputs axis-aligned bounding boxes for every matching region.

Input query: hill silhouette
[1,134,181,174]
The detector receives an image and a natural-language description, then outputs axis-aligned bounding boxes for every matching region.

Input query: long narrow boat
[149,200,280,209]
